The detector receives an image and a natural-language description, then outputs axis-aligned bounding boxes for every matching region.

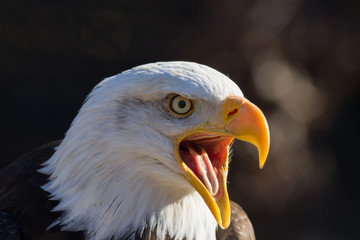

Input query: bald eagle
[0,62,269,240]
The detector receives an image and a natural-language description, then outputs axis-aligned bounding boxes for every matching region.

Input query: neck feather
[40,145,217,240]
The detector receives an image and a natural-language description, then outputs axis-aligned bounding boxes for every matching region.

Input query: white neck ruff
[40,143,217,240]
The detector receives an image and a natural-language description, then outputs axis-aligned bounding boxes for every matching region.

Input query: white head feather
[39,61,243,240]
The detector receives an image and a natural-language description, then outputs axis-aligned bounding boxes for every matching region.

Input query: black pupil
[178,100,186,108]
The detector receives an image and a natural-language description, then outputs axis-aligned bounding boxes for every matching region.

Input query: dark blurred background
[1,0,359,239]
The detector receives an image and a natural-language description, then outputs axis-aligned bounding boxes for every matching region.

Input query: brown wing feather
[216,201,256,240]
[136,227,172,240]
[0,141,85,240]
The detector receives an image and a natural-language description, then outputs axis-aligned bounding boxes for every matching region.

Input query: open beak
[174,96,270,229]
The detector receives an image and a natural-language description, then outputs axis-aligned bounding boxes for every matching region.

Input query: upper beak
[175,95,270,229]
[223,96,270,169]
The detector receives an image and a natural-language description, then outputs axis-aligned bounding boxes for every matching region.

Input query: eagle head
[40,61,269,240]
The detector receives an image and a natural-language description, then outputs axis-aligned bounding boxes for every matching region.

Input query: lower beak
[175,96,270,229]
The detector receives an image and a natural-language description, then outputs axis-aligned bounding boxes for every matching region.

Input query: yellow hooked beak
[174,96,270,229]
[223,96,270,169]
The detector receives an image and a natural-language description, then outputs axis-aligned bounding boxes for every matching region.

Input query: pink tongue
[188,146,219,196]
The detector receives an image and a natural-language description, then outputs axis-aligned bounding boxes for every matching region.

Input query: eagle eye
[167,94,194,117]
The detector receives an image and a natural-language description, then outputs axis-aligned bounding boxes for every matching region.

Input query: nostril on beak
[227,108,238,119]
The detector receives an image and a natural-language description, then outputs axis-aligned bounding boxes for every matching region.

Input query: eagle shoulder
[0,141,84,240]
[0,211,20,240]
[216,201,255,240]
